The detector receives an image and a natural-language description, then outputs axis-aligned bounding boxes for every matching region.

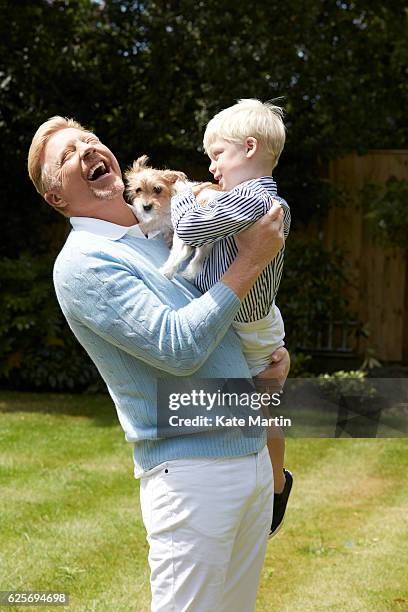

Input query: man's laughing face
[42,127,124,215]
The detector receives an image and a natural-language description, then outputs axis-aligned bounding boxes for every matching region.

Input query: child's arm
[171,182,290,247]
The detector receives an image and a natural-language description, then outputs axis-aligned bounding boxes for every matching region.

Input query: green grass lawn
[0,391,407,611]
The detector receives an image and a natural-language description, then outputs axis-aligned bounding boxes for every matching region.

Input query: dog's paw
[160,265,176,279]
[181,267,197,282]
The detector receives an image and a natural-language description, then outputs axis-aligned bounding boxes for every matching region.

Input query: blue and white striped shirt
[171,176,290,323]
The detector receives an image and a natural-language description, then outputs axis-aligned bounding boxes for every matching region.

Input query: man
[28,116,289,611]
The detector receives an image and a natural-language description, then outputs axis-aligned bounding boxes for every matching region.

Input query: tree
[0,0,406,387]
[1,0,406,256]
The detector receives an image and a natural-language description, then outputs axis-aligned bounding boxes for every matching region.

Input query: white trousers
[139,446,273,612]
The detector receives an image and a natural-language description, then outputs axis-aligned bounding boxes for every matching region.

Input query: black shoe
[269,469,293,539]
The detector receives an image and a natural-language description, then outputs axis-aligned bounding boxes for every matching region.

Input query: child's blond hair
[203,98,286,169]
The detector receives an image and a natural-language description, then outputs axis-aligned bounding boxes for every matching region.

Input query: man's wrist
[220,254,265,301]
[234,252,265,277]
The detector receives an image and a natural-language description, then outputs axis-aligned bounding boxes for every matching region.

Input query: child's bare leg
[254,347,292,537]
[255,349,289,493]
[265,423,286,493]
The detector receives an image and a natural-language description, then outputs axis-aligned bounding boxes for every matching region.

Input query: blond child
[171,98,293,537]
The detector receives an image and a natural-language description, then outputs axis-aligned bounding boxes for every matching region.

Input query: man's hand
[234,200,284,271]
[254,347,290,394]
[220,201,284,301]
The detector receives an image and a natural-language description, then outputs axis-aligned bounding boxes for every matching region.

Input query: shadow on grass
[0,390,117,427]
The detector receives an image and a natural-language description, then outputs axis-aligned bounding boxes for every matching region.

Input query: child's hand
[254,347,290,394]
[192,182,222,206]
[192,182,214,196]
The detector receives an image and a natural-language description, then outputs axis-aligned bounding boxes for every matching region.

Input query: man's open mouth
[87,161,110,181]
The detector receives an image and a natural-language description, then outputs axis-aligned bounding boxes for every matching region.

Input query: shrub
[0,254,102,391]
[278,239,356,354]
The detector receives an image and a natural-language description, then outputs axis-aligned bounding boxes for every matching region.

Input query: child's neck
[238,162,274,185]
[252,157,274,178]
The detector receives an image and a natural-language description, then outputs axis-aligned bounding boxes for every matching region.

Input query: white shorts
[139,446,273,611]
[233,302,285,376]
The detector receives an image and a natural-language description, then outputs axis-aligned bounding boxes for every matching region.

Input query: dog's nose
[143,204,153,211]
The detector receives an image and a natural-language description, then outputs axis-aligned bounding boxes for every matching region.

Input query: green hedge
[278,238,354,351]
[0,255,101,391]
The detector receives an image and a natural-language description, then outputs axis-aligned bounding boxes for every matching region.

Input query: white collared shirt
[70,217,161,240]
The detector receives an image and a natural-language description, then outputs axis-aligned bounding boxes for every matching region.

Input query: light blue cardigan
[53,221,265,476]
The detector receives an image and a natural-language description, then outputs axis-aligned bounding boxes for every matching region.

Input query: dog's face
[125,155,187,224]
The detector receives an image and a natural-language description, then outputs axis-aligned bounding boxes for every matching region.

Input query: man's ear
[245,137,258,159]
[44,190,69,213]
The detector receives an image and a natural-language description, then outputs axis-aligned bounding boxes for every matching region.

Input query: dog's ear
[161,170,187,184]
[133,155,150,170]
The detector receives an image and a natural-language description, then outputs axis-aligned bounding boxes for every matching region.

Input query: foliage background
[0,0,407,389]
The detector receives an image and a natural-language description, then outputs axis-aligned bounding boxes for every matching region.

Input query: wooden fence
[324,150,408,362]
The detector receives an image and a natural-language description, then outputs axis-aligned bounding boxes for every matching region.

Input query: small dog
[125,156,219,281]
